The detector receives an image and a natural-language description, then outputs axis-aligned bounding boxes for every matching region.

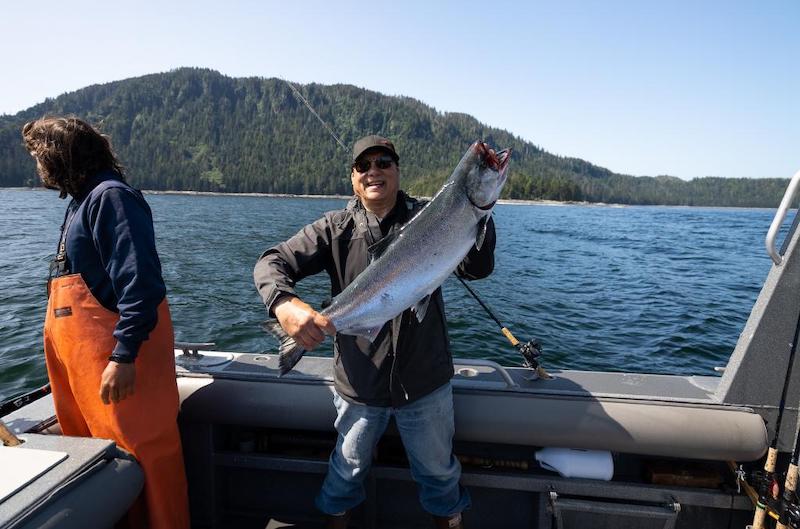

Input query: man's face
[350,148,399,211]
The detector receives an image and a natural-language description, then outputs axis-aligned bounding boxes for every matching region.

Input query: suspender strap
[47,202,77,294]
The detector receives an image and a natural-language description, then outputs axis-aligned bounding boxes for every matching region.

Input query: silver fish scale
[322,168,491,339]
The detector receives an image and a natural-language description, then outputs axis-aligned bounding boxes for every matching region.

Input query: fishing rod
[776,430,800,529]
[751,302,800,529]
[284,79,549,377]
[775,308,800,529]
[454,274,550,379]
[0,419,21,446]
[286,80,548,377]
[284,80,349,153]
[0,383,51,419]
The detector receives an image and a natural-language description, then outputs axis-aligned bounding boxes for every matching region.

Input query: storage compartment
[180,421,756,529]
[549,494,679,529]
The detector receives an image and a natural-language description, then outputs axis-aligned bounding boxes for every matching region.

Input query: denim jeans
[315,382,470,517]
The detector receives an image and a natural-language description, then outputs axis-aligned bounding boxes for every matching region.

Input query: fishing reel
[517,339,552,380]
[743,467,800,526]
[781,502,800,529]
[517,339,542,370]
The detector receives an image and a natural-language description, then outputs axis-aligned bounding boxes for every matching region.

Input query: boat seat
[176,352,768,462]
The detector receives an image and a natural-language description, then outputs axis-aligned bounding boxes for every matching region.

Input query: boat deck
[1,351,766,529]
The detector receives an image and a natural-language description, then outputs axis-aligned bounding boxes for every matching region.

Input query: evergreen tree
[0,68,787,207]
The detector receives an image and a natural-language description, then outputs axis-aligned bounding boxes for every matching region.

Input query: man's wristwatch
[108,355,134,364]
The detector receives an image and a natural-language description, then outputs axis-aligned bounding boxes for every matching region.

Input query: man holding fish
[254,135,511,528]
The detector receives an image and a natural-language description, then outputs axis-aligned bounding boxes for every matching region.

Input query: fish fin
[368,231,399,262]
[341,324,384,343]
[411,295,431,323]
[262,320,306,377]
[475,216,488,251]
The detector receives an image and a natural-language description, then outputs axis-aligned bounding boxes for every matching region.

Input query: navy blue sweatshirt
[58,171,166,361]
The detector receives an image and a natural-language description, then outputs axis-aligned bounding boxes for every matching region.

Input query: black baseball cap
[352,135,399,163]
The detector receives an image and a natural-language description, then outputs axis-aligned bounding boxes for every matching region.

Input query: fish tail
[262,320,306,376]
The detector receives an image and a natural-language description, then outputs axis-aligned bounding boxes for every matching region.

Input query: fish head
[463,141,512,209]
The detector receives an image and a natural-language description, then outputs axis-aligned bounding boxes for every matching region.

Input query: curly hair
[22,116,125,199]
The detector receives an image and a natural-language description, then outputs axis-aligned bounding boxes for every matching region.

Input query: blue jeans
[315,382,470,517]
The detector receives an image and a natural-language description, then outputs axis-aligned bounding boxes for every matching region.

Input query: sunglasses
[353,156,394,173]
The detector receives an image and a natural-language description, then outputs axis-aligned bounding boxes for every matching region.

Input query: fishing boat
[2,171,800,529]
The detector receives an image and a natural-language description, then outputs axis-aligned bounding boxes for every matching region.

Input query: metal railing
[454,358,519,388]
[766,169,800,265]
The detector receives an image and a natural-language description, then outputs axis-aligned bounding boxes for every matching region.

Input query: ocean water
[0,188,780,403]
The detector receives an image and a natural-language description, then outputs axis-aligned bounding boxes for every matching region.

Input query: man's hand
[100,361,136,405]
[273,296,336,350]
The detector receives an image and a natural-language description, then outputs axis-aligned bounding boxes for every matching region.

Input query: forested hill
[0,68,787,206]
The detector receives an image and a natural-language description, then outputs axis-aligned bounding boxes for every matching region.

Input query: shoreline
[146,189,355,200]
[9,186,576,206]
[1,187,774,210]
[145,189,577,207]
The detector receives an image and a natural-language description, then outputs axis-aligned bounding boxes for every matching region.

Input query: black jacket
[254,191,496,406]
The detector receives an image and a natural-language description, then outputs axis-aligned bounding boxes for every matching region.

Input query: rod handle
[501,327,520,347]
[753,505,769,529]
[786,463,799,493]
[777,463,799,529]
[0,420,21,447]
[766,447,779,473]
[751,447,780,529]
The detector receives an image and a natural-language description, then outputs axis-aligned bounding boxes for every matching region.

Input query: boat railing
[454,358,519,388]
[175,341,233,368]
[766,168,800,265]
[716,168,800,450]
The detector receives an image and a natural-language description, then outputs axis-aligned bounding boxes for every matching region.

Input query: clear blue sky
[3,0,797,180]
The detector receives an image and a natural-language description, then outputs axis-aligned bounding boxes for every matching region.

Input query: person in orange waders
[22,116,190,529]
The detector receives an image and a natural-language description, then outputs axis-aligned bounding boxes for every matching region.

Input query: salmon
[269,141,511,375]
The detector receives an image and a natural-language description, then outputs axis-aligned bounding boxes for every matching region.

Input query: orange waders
[43,273,190,529]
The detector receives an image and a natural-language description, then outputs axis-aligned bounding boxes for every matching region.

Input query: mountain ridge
[0,67,787,207]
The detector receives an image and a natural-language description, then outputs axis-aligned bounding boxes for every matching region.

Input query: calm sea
[0,188,780,403]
